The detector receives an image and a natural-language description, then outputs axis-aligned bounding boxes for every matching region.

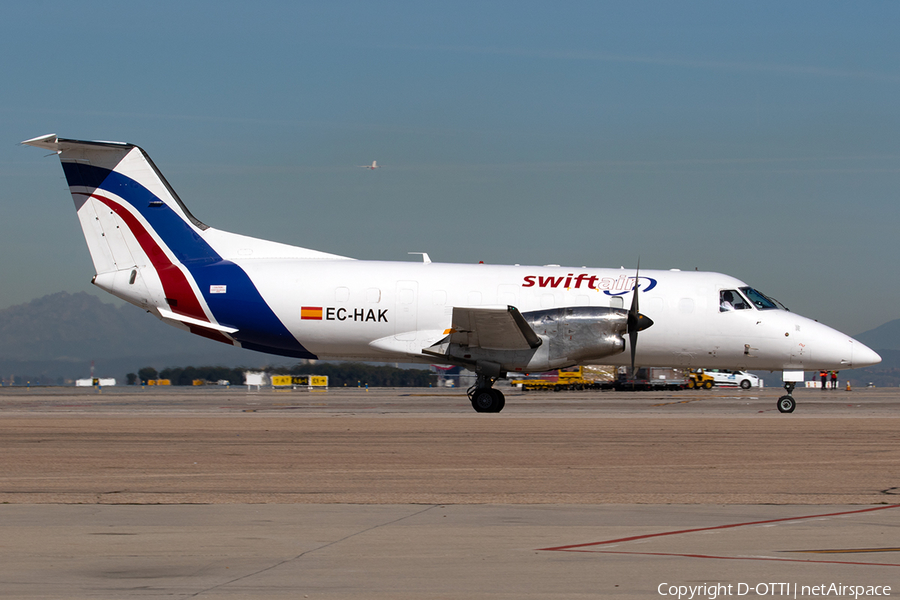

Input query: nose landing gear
[777,381,796,413]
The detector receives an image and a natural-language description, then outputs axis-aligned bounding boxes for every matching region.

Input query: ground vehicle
[614,367,687,391]
[694,369,760,389]
[514,366,687,391]
[687,369,715,389]
[512,366,610,391]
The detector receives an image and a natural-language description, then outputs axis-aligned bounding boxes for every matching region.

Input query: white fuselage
[227,258,871,372]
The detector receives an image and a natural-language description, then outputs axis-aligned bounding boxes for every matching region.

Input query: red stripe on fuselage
[90,193,210,324]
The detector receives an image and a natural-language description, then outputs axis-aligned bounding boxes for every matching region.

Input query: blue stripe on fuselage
[62,163,317,359]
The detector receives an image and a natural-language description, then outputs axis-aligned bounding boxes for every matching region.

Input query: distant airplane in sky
[23,134,881,414]
[360,160,379,170]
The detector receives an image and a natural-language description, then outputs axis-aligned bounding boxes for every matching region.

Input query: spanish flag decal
[301,306,323,320]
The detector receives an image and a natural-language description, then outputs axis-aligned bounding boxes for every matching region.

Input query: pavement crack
[184,504,440,598]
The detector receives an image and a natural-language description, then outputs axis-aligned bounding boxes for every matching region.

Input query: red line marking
[538,504,900,552]
[576,549,900,568]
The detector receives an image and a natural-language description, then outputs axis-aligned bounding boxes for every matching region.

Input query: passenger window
[719,289,749,312]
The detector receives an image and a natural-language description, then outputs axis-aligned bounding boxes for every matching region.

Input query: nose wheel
[777,381,796,413]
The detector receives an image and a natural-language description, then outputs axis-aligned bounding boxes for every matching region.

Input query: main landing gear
[468,374,505,413]
[777,382,796,413]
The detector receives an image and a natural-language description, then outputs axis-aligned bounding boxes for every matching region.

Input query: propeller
[626,260,654,376]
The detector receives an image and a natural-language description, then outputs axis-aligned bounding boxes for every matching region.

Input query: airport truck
[612,367,688,391]
[511,366,612,391]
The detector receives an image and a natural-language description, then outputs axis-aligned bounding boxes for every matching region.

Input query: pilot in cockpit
[720,290,735,311]
[720,290,748,312]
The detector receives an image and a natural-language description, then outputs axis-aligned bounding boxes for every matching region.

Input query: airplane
[360,160,378,170]
[23,134,881,413]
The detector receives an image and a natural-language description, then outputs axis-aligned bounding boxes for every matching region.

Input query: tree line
[131,366,246,386]
[129,362,437,387]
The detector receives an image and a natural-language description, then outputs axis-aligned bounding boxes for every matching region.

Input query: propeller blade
[625,260,654,375]
[627,261,641,375]
[629,329,638,375]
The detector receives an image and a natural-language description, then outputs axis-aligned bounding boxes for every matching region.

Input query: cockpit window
[719,289,750,312]
[739,287,780,310]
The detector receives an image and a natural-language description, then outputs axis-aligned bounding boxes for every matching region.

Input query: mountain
[0,292,294,383]
[854,318,900,351]
[825,320,900,388]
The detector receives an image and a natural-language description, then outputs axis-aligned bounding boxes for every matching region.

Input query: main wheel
[470,388,505,413]
[491,389,505,412]
[740,379,752,389]
[687,380,696,389]
[703,381,713,389]
[777,395,796,413]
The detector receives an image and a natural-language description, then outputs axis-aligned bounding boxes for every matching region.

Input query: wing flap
[448,306,541,350]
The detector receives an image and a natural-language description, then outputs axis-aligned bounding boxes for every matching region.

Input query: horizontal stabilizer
[448,306,542,351]
[22,134,131,153]
[157,307,239,334]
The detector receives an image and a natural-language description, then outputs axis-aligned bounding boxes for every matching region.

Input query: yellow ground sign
[271,375,329,387]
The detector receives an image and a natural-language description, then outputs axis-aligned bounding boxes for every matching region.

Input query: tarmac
[0,385,897,598]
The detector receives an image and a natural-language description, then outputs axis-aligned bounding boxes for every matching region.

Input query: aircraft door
[394,281,418,341]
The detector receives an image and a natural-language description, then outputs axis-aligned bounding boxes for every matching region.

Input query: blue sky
[2,1,899,336]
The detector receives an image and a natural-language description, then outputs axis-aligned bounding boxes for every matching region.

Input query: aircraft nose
[801,320,881,369]
[851,340,881,368]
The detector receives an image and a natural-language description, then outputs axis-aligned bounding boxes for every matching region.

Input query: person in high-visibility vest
[820,370,828,389]
[831,370,838,390]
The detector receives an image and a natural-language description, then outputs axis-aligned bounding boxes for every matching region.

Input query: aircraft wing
[447,306,542,351]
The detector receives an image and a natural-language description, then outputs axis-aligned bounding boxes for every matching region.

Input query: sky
[2,1,899,336]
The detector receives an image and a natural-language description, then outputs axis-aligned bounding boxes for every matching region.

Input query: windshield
[739,287,780,310]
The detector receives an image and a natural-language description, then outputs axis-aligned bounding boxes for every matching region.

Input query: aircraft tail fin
[22,134,214,277]
[23,134,322,358]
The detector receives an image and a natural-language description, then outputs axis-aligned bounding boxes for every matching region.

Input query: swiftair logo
[522,274,657,295]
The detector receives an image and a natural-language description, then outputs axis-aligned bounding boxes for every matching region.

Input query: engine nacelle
[522,306,628,368]
[433,306,631,376]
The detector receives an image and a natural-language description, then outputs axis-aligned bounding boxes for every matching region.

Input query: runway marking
[784,548,900,554]
[652,399,701,407]
[568,549,900,568]
[538,504,900,567]
[400,393,468,397]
